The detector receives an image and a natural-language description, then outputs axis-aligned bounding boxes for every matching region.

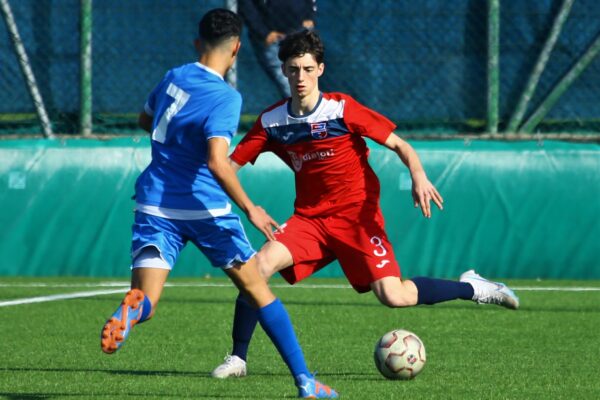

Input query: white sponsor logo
[287,149,335,172]
[281,131,294,141]
[376,260,390,269]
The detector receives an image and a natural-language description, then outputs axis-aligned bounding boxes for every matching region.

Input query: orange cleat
[101,289,147,354]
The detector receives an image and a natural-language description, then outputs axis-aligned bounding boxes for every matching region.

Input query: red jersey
[231,92,396,217]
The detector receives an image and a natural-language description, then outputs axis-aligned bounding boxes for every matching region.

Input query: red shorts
[276,204,401,293]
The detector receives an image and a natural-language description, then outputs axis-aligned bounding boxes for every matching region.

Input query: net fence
[1,0,599,137]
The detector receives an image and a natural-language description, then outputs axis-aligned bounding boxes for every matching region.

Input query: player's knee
[255,252,277,280]
[375,285,416,308]
[378,295,413,308]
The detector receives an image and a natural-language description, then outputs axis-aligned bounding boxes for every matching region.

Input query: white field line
[0,283,599,308]
[0,288,128,307]
[512,286,600,291]
[1,282,600,290]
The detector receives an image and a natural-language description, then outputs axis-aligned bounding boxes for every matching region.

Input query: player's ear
[194,38,202,53]
[232,38,241,57]
[281,62,288,78]
[317,63,325,77]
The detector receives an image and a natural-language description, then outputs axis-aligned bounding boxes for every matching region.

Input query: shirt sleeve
[343,95,396,144]
[144,71,172,116]
[205,90,243,144]
[230,116,270,166]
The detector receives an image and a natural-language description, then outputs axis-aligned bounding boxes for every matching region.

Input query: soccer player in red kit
[212,29,519,379]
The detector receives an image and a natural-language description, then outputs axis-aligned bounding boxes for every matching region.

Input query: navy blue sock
[257,298,310,379]
[411,277,474,305]
[231,294,259,361]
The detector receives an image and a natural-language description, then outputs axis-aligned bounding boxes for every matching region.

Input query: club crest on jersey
[310,122,328,139]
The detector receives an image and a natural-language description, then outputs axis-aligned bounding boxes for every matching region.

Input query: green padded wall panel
[1,138,598,279]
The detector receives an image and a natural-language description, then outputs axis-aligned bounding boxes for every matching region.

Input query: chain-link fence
[1,0,599,137]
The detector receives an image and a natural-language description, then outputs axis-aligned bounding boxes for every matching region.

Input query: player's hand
[302,20,315,29]
[411,171,443,218]
[265,31,285,45]
[247,205,280,241]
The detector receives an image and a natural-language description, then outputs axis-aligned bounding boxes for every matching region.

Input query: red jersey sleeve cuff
[230,152,249,166]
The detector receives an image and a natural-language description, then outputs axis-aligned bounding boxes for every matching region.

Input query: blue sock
[257,298,310,380]
[231,294,259,361]
[139,295,153,323]
[411,277,474,305]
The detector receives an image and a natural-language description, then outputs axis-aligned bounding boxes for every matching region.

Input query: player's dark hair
[198,8,242,47]
[278,29,324,64]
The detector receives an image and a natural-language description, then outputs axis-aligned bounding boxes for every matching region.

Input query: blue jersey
[135,62,242,216]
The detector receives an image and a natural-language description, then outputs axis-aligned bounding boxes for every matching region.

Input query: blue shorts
[131,211,256,269]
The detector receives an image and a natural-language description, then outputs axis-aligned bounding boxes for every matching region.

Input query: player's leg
[255,240,295,279]
[358,221,518,308]
[101,213,183,354]
[225,257,337,398]
[331,204,477,307]
[212,240,294,378]
[343,231,480,307]
[370,275,475,307]
[371,272,519,309]
[210,215,337,396]
[130,261,169,310]
[101,249,170,354]
[370,277,418,306]
[214,216,333,378]
[361,207,519,308]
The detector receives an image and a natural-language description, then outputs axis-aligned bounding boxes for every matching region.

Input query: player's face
[283,54,324,99]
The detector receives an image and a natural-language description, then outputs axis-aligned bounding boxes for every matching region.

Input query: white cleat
[211,355,247,379]
[460,269,520,310]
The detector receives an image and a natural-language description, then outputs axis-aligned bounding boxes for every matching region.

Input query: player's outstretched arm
[228,157,243,173]
[383,133,444,218]
[208,137,280,240]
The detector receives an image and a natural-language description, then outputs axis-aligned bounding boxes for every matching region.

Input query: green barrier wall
[1,137,598,279]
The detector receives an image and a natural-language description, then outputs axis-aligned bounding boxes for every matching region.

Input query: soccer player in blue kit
[99,9,337,398]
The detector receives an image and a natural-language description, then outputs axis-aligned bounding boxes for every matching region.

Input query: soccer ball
[373,329,426,380]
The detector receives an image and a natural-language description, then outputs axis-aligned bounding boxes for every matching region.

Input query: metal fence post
[80,0,93,136]
[486,0,500,134]
[225,0,238,89]
[520,32,600,133]
[0,0,54,138]
[506,0,574,133]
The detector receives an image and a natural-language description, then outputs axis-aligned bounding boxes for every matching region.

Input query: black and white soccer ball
[373,329,426,380]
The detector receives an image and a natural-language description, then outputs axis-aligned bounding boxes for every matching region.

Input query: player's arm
[384,132,443,218]
[228,116,270,173]
[207,137,279,240]
[138,111,153,133]
[228,158,243,173]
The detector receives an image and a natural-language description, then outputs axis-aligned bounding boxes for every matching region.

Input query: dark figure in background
[239,0,316,98]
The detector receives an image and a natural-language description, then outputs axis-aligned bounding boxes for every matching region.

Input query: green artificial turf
[1,277,599,399]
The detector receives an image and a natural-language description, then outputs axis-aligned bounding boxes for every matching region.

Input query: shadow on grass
[2,366,376,380]
[0,394,53,400]
[0,368,372,399]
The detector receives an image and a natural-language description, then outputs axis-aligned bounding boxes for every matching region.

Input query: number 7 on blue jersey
[152,83,190,143]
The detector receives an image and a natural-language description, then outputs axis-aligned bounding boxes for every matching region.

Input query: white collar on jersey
[195,62,224,80]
